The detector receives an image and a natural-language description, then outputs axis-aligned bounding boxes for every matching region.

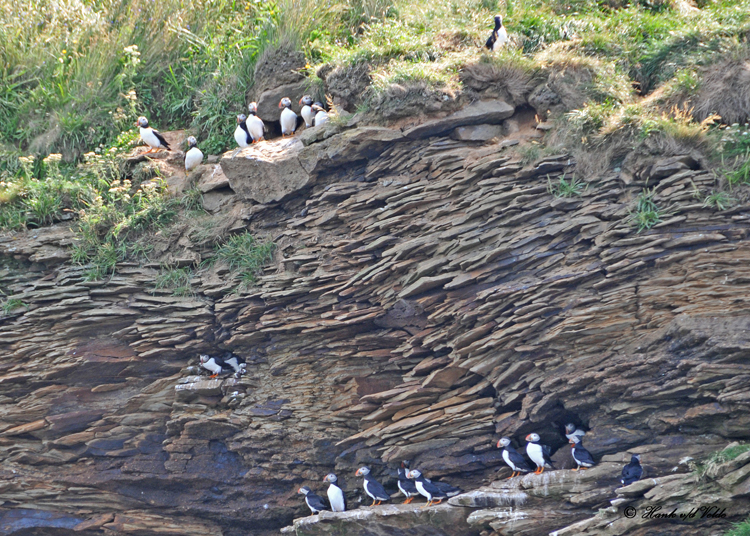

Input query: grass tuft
[630,188,661,232]
[547,174,585,197]
[154,266,195,297]
[215,232,276,289]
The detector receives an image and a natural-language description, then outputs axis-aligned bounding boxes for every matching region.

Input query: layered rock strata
[1,101,750,535]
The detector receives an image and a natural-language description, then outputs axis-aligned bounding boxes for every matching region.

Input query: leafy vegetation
[547,174,585,197]
[1,298,27,316]
[704,191,734,211]
[154,266,195,297]
[214,232,276,288]
[725,516,750,536]
[630,189,661,232]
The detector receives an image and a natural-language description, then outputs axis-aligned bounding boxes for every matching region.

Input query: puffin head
[355,466,370,477]
[323,473,337,483]
[297,486,311,495]
[199,354,210,364]
[187,136,198,148]
[400,460,410,469]
[632,454,641,463]
[136,116,148,128]
[497,437,511,448]
[312,103,326,113]
[237,114,247,124]
[525,433,540,443]
[299,95,313,106]
[564,423,576,434]
[279,97,292,109]
[248,102,258,115]
[406,469,421,479]
[495,15,503,26]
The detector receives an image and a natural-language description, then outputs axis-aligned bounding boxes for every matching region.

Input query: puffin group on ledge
[497,423,643,482]
[297,460,461,515]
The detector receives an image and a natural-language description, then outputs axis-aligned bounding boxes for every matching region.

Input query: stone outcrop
[2,101,750,536]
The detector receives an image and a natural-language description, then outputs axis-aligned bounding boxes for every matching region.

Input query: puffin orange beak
[278,101,284,109]
[497,440,502,448]
[525,434,533,441]
[355,469,361,476]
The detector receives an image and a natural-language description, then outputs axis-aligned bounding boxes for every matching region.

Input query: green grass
[630,188,661,232]
[725,517,750,536]
[703,191,734,211]
[692,443,750,481]
[214,232,276,289]
[1,298,27,316]
[154,266,195,297]
[547,174,585,197]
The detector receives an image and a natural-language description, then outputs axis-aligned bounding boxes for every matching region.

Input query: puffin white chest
[414,480,431,500]
[185,147,203,171]
[280,107,297,135]
[301,105,314,127]
[246,115,265,141]
[492,28,508,50]
[140,127,162,149]
[527,443,544,467]
[202,358,222,375]
[502,449,515,470]
[314,111,329,127]
[234,125,250,147]
[327,484,345,512]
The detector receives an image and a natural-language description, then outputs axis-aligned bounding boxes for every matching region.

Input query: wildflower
[43,153,63,164]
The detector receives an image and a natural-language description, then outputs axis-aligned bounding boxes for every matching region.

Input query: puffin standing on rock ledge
[569,436,596,471]
[526,433,555,474]
[323,473,346,512]
[246,102,266,143]
[184,136,203,172]
[401,460,462,497]
[234,114,252,148]
[298,486,327,516]
[407,469,448,508]
[621,454,643,485]
[279,97,300,137]
[398,461,418,504]
[497,437,533,478]
[355,466,390,506]
[136,116,171,153]
[299,95,315,128]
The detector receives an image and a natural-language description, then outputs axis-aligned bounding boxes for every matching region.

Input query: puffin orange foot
[572,467,579,472]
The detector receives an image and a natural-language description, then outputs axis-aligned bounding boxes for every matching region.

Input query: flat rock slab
[404,101,514,139]
[451,124,504,141]
[284,503,480,536]
[256,80,309,123]
[198,164,231,193]
[220,138,312,204]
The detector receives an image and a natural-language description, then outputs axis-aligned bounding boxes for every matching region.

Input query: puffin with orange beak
[525,433,555,474]
[136,116,171,153]
[397,461,418,504]
[355,466,390,506]
[569,436,596,471]
[497,437,533,479]
[323,473,346,512]
[297,486,327,516]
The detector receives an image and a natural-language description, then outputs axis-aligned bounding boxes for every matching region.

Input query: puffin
[402,460,461,497]
[136,116,171,153]
[312,102,329,127]
[485,15,508,51]
[234,114,252,148]
[621,454,643,486]
[354,466,390,506]
[199,354,229,378]
[246,102,266,142]
[397,461,418,504]
[278,97,300,137]
[184,136,203,172]
[497,437,533,479]
[569,436,596,471]
[323,473,346,512]
[299,95,315,127]
[564,423,586,442]
[297,486,327,516]
[525,433,555,474]
[221,352,247,378]
[407,469,448,508]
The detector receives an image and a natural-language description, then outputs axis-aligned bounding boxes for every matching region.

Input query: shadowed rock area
[2,97,750,535]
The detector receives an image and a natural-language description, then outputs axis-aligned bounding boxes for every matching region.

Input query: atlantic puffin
[525,433,555,474]
[184,136,203,172]
[402,460,461,497]
[497,437,533,478]
[136,117,171,153]
[564,423,586,442]
[323,473,346,512]
[299,95,315,127]
[246,102,266,142]
[355,466,390,506]
[485,15,508,51]
[621,454,643,486]
[199,354,229,378]
[278,97,299,137]
[221,352,247,378]
[407,469,449,508]
[297,486,327,516]
[397,461,418,504]
[569,436,596,471]
[312,102,329,127]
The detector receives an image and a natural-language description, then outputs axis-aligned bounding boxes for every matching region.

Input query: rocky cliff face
[2,98,750,535]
